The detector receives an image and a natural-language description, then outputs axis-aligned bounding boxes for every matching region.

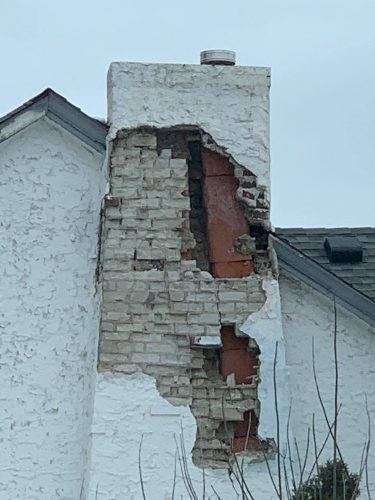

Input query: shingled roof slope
[276,227,375,301]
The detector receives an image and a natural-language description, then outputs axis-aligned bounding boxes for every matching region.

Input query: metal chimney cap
[200,50,236,66]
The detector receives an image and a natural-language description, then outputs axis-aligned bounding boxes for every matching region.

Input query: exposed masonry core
[99,127,272,467]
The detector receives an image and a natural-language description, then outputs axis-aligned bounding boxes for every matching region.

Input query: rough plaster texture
[280,272,375,498]
[107,62,271,193]
[0,118,105,499]
[89,372,283,500]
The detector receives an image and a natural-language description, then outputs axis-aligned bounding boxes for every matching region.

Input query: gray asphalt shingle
[276,227,375,302]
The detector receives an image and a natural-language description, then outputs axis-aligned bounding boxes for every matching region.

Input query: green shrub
[292,459,359,500]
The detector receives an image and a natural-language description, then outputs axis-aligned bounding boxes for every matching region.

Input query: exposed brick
[98,129,270,468]
[211,261,253,278]
[104,196,120,208]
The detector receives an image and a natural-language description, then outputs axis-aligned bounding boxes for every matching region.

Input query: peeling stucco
[107,62,271,192]
[240,278,289,447]
[88,371,283,500]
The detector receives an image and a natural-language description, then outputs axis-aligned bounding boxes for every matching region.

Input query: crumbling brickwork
[99,128,272,467]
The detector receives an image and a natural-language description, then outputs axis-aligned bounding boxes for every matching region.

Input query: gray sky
[1,0,374,228]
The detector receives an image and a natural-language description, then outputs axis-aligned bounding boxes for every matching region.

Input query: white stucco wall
[107,61,270,192]
[0,118,106,499]
[280,273,375,498]
[241,278,290,448]
[89,277,289,500]
[89,374,283,500]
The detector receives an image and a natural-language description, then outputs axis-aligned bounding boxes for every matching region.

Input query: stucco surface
[90,277,290,499]
[0,118,105,499]
[240,278,289,447]
[89,372,283,500]
[281,272,375,497]
[107,62,270,192]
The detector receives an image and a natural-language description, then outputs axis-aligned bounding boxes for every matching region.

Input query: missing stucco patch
[99,126,273,468]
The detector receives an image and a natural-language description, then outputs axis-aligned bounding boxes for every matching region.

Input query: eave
[0,88,108,153]
[271,233,375,326]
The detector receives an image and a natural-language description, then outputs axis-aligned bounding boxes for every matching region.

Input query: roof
[273,228,375,325]
[276,228,375,300]
[0,88,108,153]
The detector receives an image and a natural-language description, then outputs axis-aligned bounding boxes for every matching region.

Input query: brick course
[99,128,271,467]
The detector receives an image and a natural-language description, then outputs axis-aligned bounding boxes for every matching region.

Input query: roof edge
[0,88,108,153]
[271,234,375,326]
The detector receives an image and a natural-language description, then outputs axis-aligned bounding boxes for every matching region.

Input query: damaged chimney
[100,55,273,467]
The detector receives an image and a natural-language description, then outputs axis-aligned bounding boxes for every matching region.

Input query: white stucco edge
[106,62,271,191]
[240,277,289,450]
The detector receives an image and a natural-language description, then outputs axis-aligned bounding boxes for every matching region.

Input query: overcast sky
[1,0,374,228]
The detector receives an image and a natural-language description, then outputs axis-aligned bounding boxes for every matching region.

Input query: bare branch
[300,427,311,487]
[312,337,344,464]
[211,485,224,500]
[244,411,252,452]
[221,390,255,500]
[312,414,319,479]
[174,433,197,500]
[171,450,177,500]
[294,437,303,489]
[79,478,84,500]
[333,296,338,500]
[365,395,372,500]
[283,456,292,500]
[305,404,342,483]
[351,439,368,500]
[274,341,283,498]
[263,450,281,498]
[287,405,297,493]
[138,434,146,500]
[179,425,199,500]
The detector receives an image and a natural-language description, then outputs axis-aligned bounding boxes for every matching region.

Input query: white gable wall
[0,118,106,499]
[280,273,375,497]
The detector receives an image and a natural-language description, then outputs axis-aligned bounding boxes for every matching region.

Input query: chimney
[107,52,271,193]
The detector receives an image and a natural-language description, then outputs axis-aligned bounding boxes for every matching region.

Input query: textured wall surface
[89,371,284,500]
[281,273,375,498]
[107,62,271,193]
[0,118,105,499]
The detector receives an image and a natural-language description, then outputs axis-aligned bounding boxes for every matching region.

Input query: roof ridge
[0,88,108,153]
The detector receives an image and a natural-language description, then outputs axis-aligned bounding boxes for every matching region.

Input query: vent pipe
[200,50,236,66]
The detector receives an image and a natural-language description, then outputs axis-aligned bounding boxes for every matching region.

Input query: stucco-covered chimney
[107,54,271,195]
